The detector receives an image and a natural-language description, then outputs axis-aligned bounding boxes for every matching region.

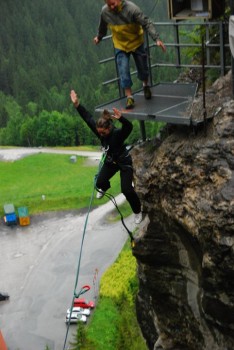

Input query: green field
[0,152,121,216]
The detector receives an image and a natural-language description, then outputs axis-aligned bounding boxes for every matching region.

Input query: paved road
[0,196,135,350]
[0,148,135,350]
[0,147,102,161]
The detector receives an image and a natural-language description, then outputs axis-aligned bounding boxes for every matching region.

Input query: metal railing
[98,20,231,96]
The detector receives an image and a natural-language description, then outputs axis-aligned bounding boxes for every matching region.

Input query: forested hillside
[0,0,169,146]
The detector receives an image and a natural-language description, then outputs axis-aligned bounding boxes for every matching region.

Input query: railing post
[230,0,234,97]
[145,32,153,86]
[205,22,210,66]
[202,35,207,132]
[220,21,225,76]
[173,23,181,67]
[139,121,146,141]
[231,0,234,14]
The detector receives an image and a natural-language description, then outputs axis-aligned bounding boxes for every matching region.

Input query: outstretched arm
[70,90,100,138]
[94,15,108,45]
[132,4,166,53]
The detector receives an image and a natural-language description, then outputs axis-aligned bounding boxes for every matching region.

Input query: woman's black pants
[96,161,141,214]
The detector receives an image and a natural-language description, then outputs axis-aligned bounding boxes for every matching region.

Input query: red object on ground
[73,298,95,309]
[0,330,8,350]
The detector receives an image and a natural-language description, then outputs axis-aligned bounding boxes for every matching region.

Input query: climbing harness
[95,146,135,247]
[100,145,110,167]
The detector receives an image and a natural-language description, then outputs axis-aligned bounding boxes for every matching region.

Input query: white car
[65,312,87,324]
[67,307,91,316]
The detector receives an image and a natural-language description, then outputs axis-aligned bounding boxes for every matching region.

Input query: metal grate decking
[95,82,199,126]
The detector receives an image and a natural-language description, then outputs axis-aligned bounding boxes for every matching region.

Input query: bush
[73,247,147,350]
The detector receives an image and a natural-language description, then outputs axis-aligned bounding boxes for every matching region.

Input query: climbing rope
[63,148,135,349]
[63,149,109,350]
[100,190,135,247]
[63,175,97,350]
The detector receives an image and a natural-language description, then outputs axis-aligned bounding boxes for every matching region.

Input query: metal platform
[95,82,198,126]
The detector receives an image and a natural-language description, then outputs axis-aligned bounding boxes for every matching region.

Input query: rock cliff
[131,71,234,350]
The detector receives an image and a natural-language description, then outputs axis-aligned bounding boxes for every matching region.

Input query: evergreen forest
[0,0,230,147]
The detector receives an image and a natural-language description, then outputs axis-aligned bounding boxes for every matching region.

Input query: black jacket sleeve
[117,116,133,141]
[76,104,100,139]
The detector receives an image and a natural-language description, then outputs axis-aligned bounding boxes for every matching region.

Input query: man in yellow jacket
[94,0,166,109]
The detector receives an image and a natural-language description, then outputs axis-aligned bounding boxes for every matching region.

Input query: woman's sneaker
[126,96,135,109]
[96,189,105,199]
[135,212,142,224]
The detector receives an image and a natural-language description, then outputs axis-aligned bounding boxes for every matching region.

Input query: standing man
[94,0,166,109]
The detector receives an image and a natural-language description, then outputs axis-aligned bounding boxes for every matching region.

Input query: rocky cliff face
[131,72,234,350]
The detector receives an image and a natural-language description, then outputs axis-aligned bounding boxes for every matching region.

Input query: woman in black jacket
[70,90,142,224]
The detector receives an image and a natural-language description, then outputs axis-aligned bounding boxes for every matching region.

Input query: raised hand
[112,107,122,120]
[70,90,79,108]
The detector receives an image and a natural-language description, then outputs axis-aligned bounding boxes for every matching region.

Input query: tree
[68,322,95,350]
[20,117,37,146]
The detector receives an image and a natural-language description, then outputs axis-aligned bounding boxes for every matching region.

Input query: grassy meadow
[0,152,121,216]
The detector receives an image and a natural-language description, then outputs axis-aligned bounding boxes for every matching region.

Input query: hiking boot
[126,96,135,109]
[143,86,152,100]
[96,189,105,199]
[135,212,142,224]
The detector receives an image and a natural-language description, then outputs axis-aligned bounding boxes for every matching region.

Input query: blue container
[5,213,17,225]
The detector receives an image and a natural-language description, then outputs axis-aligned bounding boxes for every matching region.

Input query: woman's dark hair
[96,109,113,129]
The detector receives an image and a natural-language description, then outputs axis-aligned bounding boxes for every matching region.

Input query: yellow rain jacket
[96,0,160,53]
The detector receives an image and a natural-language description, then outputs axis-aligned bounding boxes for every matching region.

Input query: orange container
[19,216,30,226]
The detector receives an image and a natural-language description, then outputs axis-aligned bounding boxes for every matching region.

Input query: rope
[63,151,108,350]
[63,149,135,349]
[101,191,135,247]
[63,179,96,350]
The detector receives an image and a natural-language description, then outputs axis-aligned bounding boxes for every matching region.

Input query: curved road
[0,147,135,350]
[0,147,102,162]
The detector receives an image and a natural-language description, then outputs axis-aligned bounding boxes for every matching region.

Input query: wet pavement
[0,148,135,350]
[0,197,134,350]
[0,147,102,162]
